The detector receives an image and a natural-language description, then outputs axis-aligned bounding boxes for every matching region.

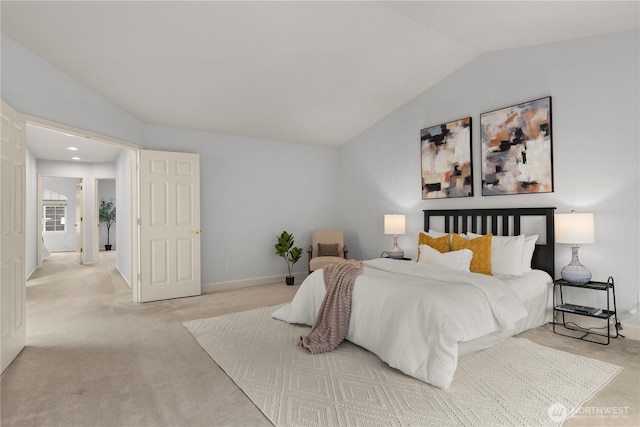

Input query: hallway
[2,252,298,426]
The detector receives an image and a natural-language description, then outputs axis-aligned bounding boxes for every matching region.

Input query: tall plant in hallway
[99,199,116,251]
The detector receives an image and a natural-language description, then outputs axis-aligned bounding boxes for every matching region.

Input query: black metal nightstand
[552,277,620,345]
[380,252,412,261]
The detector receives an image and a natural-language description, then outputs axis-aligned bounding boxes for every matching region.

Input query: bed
[273,207,556,389]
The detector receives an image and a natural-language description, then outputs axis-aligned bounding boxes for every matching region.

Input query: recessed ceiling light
[71,156,81,161]
[66,146,79,151]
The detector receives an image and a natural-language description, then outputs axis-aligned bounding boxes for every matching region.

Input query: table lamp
[555,210,595,284]
[384,214,406,259]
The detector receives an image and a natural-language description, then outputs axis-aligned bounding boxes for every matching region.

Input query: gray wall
[339,30,639,323]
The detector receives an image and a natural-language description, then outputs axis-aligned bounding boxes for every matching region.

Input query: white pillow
[521,234,539,273]
[426,229,449,238]
[466,232,524,276]
[418,244,473,272]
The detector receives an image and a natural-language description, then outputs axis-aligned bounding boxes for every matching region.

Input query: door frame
[94,177,116,263]
[25,115,140,301]
[75,180,85,265]
[37,175,85,266]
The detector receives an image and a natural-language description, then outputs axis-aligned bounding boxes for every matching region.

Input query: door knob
[192,229,201,235]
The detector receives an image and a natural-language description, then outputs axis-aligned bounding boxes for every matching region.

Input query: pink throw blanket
[299,260,363,354]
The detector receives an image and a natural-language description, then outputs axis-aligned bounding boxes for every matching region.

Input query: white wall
[1,35,143,145]
[143,125,340,284]
[6,26,638,321]
[25,149,38,277]
[115,149,133,285]
[4,33,339,287]
[339,30,640,324]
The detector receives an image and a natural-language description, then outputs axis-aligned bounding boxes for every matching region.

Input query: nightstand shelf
[552,277,619,345]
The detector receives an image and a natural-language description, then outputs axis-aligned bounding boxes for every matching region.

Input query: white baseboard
[115,265,131,288]
[620,322,640,341]
[202,272,308,293]
[27,267,38,280]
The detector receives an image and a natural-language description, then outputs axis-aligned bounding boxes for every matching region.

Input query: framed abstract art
[480,96,553,196]
[420,117,473,199]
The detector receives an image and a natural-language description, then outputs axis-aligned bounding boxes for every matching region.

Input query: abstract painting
[480,97,553,196]
[420,117,473,199]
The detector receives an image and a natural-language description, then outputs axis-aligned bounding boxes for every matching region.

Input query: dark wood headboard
[424,207,556,277]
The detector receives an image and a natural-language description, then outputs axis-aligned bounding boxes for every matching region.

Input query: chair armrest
[343,245,349,259]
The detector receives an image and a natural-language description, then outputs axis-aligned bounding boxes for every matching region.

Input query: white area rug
[184,306,622,427]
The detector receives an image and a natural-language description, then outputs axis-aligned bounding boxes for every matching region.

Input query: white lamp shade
[555,212,595,244]
[384,214,406,235]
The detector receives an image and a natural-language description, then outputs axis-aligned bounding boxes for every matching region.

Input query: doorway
[96,178,116,264]
[39,176,84,265]
[25,118,139,299]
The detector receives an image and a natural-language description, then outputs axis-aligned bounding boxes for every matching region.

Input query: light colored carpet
[184,306,623,427]
[3,252,638,426]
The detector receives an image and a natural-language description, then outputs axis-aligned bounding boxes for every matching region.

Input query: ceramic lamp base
[388,246,404,259]
[561,246,591,285]
[388,235,404,259]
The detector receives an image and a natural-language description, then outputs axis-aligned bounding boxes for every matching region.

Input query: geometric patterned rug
[184,305,622,427]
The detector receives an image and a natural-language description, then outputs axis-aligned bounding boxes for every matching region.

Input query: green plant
[275,231,303,277]
[99,199,117,246]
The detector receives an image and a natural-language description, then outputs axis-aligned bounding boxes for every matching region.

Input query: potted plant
[275,231,303,285]
[99,199,116,251]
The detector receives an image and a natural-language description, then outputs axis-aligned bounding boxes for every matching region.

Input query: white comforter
[272,258,528,389]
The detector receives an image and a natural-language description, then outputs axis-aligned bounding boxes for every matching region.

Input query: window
[44,206,66,232]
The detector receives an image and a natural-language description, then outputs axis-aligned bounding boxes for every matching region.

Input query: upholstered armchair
[307,230,349,274]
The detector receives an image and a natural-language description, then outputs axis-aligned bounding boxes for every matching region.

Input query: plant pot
[105,244,112,251]
[285,276,295,286]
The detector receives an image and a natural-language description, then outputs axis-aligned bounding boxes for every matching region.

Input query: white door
[75,181,84,264]
[1,100,27,373]
[138,150,201,302]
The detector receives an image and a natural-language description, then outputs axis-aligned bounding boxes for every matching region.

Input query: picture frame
[420,117,473,199]
[480,96,553,196]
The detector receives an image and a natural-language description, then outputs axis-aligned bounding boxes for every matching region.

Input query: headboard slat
[514,214,521,235]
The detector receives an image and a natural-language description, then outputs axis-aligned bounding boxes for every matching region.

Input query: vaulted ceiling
[3,1,639,152]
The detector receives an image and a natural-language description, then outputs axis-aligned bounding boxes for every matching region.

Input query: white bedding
[458,269,553,356]
[272,258,551,389]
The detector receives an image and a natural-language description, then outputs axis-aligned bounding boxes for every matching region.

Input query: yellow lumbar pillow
[452,233,493,275]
